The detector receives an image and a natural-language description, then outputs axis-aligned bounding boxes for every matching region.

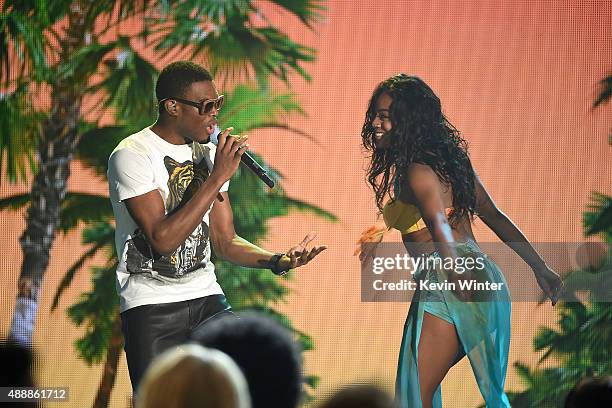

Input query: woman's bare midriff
[401,217,476,258]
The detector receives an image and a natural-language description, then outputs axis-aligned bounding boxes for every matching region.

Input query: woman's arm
[474,172,562,304]
[474,172,547,269]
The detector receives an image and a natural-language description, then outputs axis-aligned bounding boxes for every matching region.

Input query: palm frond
[277,194,337,221]
[0,191,114,231]
[227,162,336,242]
[509,364,575,407]
[232,190,336,225]
[584,192,612,239]
[56,222,119,364]
[84,0,147,32]
[76,124,136,176]
[219,84,321,144]
[67,264,119,365]
[510,298,612,405]
[59,193,114,233]
[51,239,111,311]
[205,24,315,88]
[219,84,305,132]
[3,0,72,25]
[0,7,49,84]
[0,85,41,184]
[152,4,316,87]
[559,267,612,303]
[171,0,252,22]
[250,123,319,144]
[91,40,158,124]
[250,26,315,85]
[593,74,612,109]
[55,41,117,84]
[217,262,291,308]
[81,221,116,248]
[0,193,30,210]
[268,0,326,29]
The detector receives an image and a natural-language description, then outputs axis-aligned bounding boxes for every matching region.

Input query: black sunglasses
[159,95,224,115]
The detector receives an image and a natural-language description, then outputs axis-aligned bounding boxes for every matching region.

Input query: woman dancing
[358,74,563,407]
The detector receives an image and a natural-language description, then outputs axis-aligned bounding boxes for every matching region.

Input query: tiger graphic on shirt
[125,145,213,279]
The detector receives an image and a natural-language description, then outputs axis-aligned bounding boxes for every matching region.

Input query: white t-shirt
[107,127,229,312]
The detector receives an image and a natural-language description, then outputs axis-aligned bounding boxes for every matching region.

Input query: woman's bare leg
[417,312,462,408]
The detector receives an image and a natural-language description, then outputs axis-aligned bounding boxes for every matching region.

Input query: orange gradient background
[1,1,611,406]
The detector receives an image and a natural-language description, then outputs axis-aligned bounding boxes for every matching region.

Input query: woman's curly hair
[362,74,476,225]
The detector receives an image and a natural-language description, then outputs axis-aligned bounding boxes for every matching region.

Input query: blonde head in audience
[137,344,250,408]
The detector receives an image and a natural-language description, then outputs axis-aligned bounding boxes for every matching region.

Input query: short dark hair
[0,340,34,386]
[318,384,397,408]
[565,376,612,407]
[155,61,213,103]
[0,340,37,408]
[192,312,303,408]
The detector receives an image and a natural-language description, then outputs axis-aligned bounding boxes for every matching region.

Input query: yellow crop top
[382,199,453,234]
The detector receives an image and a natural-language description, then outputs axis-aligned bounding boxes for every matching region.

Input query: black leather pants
[120,294,235,392]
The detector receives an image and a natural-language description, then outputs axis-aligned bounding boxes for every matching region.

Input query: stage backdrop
[1,1,610,407]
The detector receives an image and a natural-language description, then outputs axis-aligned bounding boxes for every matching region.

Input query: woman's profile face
[372,92,393,149]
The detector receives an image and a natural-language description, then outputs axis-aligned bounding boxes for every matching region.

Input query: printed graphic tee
[108,127,229,312]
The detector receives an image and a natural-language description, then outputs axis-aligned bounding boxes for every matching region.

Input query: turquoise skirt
[395,239,512,407]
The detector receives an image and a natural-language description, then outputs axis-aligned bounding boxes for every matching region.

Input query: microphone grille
[210,125,221,145]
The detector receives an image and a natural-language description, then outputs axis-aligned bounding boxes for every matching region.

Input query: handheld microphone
[211,126,275,188]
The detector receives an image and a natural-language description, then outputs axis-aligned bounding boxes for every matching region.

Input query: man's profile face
[177,80,220,144]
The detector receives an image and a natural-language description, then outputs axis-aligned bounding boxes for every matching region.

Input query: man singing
[107,61,326,391]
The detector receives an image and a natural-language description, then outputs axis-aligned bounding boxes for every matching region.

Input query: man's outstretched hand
[279,231,327,271]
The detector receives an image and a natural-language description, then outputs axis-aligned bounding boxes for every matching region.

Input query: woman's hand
[354,225,386,263]
[534,264,563,306]
[445,264,475,302]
